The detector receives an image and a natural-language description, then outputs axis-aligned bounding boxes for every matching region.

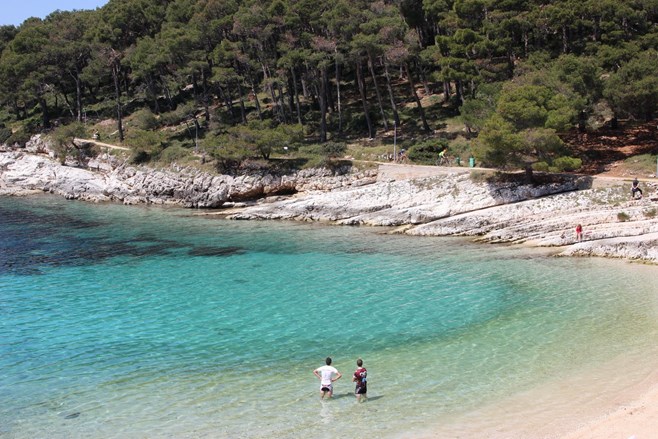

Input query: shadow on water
[329,392,384,402]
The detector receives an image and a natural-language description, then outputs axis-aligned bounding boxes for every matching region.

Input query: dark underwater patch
[188,246,245,257]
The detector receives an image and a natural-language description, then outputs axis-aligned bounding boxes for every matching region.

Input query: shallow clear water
[1,195,657,438]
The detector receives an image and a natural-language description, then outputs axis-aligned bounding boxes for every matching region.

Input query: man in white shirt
[313,357,342,399]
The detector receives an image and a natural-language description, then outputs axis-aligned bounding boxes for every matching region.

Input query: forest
[1,0,657,174]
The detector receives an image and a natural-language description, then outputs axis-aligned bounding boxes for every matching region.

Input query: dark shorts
[355,385,367,395]
[321,384,333,393]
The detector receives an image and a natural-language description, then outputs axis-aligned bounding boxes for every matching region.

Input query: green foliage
[406,138,450,164]
[551,156,582,172]
[617,212,630,222]
[216,121,303,162]
[1,0,658,175]
[159,144,191,164]
[497,85,553,130]
[6,129,31,147]
[132,108,159,130]
[532,161,550,172]
[604,50,658,120]
[125,129,166,164]
[159,106,192,127]
[318,141,347,158]
[51,122,88,164]
[0,127,11,144]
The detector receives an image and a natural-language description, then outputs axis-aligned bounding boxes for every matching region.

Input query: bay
[1,195,657,438]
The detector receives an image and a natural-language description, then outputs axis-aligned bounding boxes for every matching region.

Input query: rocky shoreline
[2,135,657,263]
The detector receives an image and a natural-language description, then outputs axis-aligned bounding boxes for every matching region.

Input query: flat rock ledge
[2,136,657,264]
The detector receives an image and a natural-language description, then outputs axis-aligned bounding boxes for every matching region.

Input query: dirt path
[74,138,130,151]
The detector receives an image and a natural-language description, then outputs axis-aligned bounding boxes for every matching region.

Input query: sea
[1,194,657,439]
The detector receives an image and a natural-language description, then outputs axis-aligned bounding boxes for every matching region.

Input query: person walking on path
[631,178,643,199]
[353,358,368,402]
[314,357,342,399]
[576,224,583,242]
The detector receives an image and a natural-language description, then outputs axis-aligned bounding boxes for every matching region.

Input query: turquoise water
[1,195,658,438]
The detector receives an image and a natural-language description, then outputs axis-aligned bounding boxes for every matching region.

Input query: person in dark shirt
[353,358,367,402]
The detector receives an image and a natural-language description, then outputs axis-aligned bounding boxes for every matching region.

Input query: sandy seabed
[408,349,658,439]
[559,384,658,439]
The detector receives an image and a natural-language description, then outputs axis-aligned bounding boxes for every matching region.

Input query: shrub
[6,129,31,147]
[532,161,550,172]
[52,122,88,164]
[552,156,582,172]
[159,145,191,164]
[617,211,630,222]
[407,138,450,164]
[301,141,347,159]
[132,108,159,130]
[0,127,12,144]
[159,103,198,126]
[643,208,656,219]
[125,129,166,164]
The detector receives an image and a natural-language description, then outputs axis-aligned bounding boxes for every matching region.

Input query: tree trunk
[39,96,50,129]
[405,63,430,132]
[383,60,400,128]
[356,61,375,139]
[112,62,124,142]
[275,81,288,123]
[334,51,343,134]
[290,68,302,126]
[162,81,174,111]
[250,78,263,121]
[73,70,83,122]
[524,164,535,184]
[368,53,388,132]
[11,97,22,120]
[456,79,464,105]
[319,68,328,143]
[148,75,160,114]
[202,69,210,123]
[237,81,247,124]
[62,92,75,118]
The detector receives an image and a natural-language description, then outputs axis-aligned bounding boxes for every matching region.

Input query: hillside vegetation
[1,0,657,176]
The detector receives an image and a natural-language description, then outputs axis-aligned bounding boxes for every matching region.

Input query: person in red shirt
[353,358,367,402]
[576,224,583,242]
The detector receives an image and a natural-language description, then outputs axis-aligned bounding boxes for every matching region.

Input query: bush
[159,145,191,164]
[125,129,166,164]
[643,208,656,219]
[6,129,31,147]
[301,141,347,159]
[159,103,198,126]
[407,138,450,164]
[0,127,12,144]
[532,161,550,172]
[617,211,630,222]
[50,122,89,164]
[552,156,582,172]
[132,108,159,130]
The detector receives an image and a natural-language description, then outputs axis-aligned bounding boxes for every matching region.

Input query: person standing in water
[313,357,342,399]
[353,358,367,402]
